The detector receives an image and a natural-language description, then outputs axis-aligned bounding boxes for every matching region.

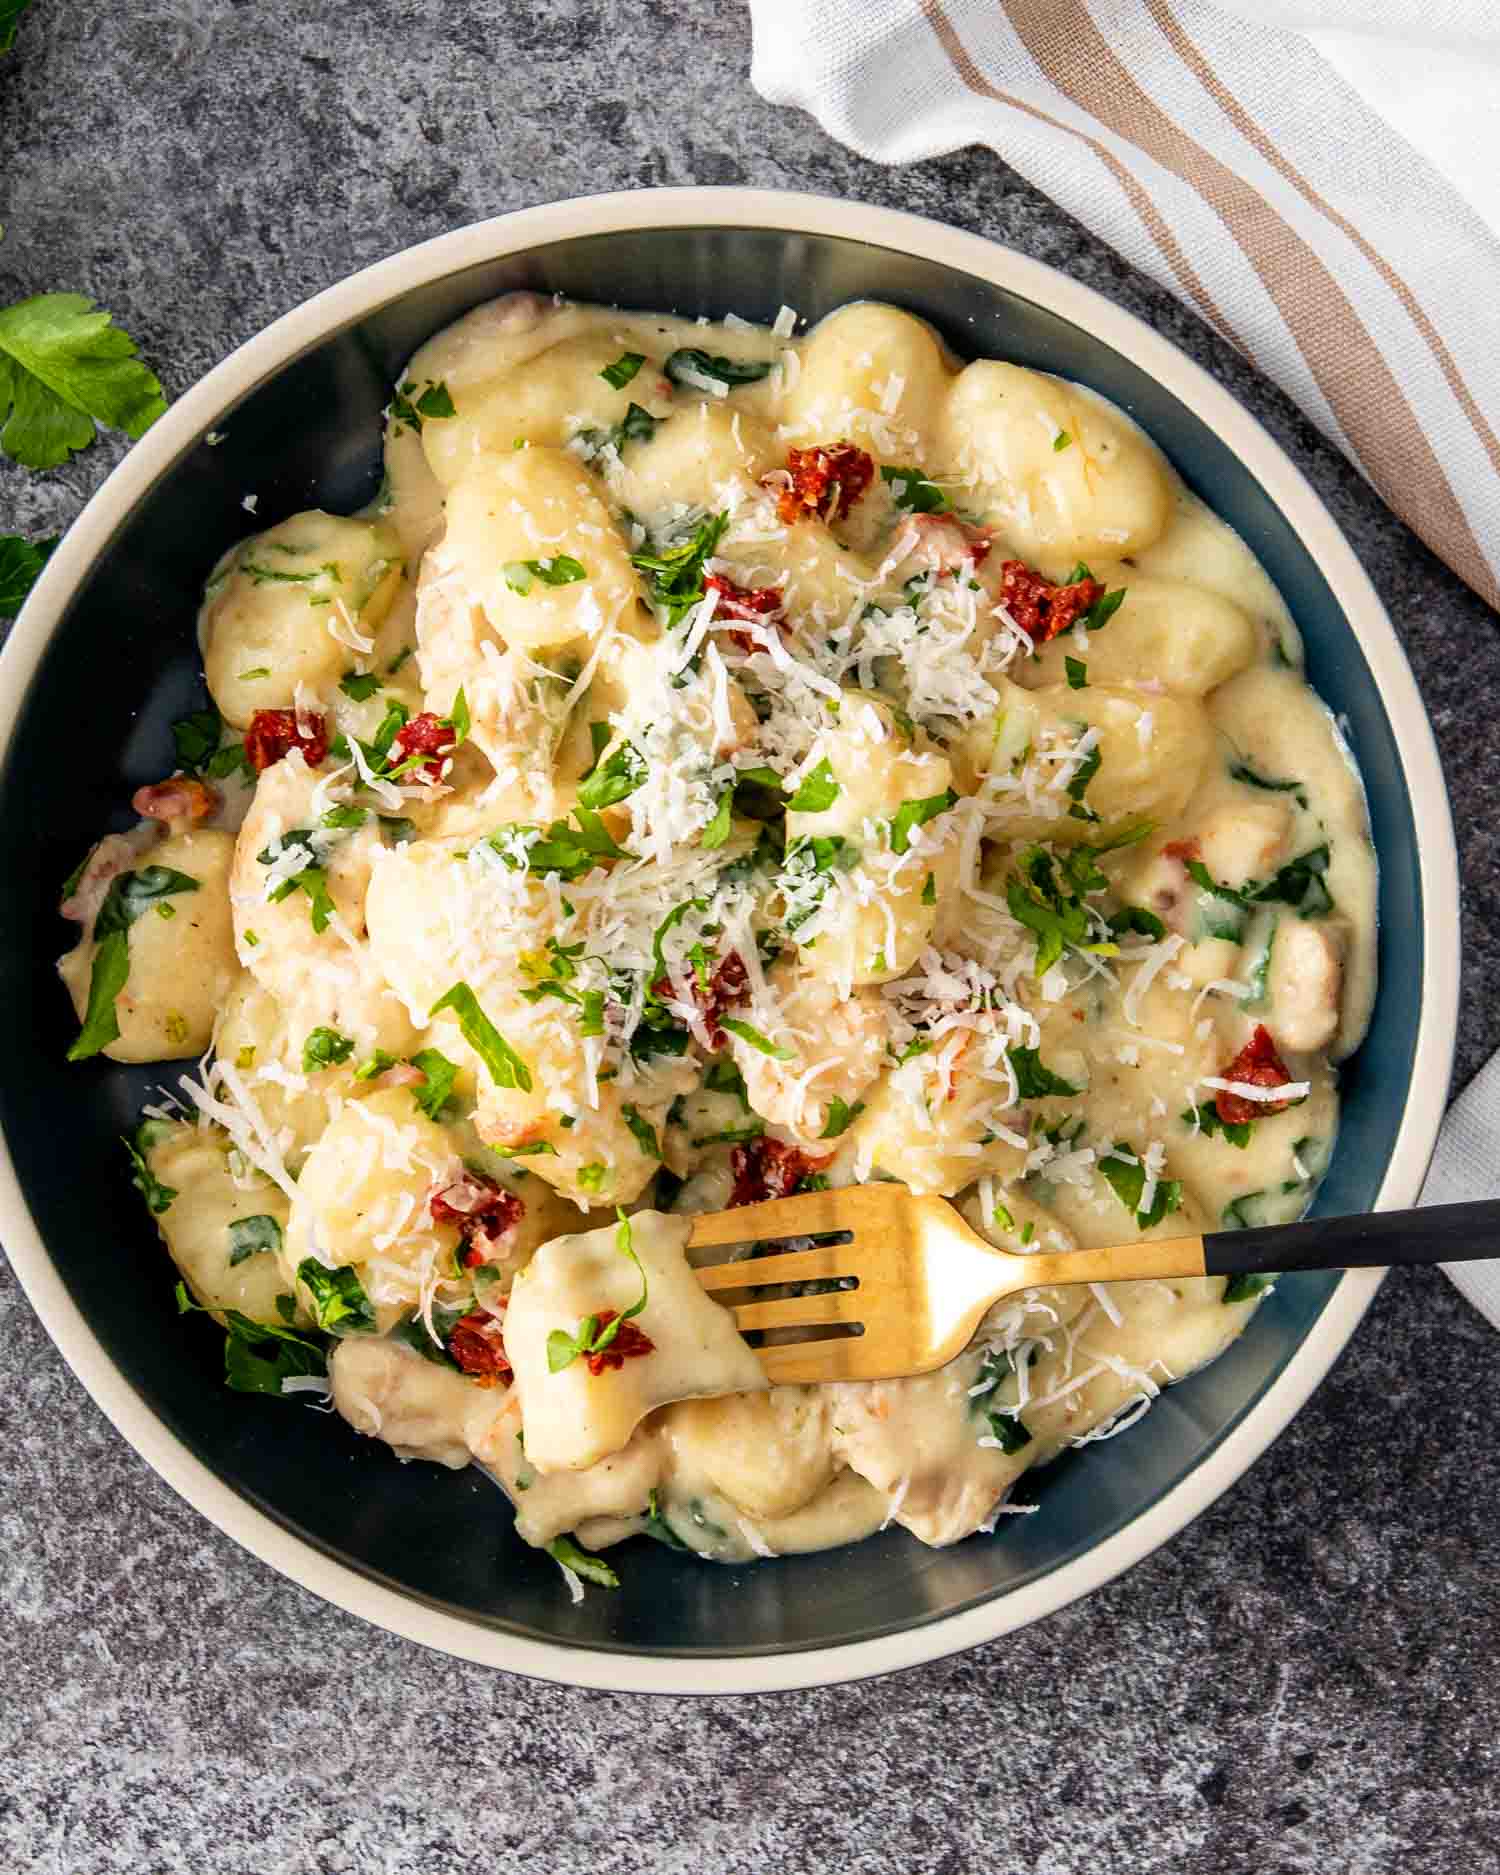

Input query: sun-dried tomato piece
[430,1174,525,1267]
[390,711,456,782]
[448,1310,513,1386]
[999,560,1103,645]
[651,949,750,1048]
[132,778,219,826]
[729,1137,833,1208]
[704,574,786,653]
[244,708,328,773]
[583,1309,656,1377]
[1214,1024,1297,1128]
[1163,837,1202,862]
[776,444,875,525]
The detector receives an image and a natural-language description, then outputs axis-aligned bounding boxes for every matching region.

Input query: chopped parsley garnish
[547,1210,648,1373]
[1107,904,1167,942]
[663,348,772,390]
[1060,564,1128,633]
[386,645,413,675]
[700,789,734,850]
[390,377,455,434]
[67,866,201,1061]
[1186,845,1333,920]
[228,1214,283,1266]
[408,1047,460,1121]
[1065,739,1102,822]
[430,981,533,1092]
[1098,1146,1183,1231]
[1064,656,1088,690]
[888,788,957,854]
[320,804,368,830]
[1005,843,1110,978]
[339,669,381,701]
[819,1097,865,1139]
[704,1057,748,1103]
[718,1016,793,1060]
[503,555,587,594]
[545,1533,620,1591]
[621,1104,662,1160]
[921,871,937,906]
[576,739,647,810]
[257,827,336,934]
[692,1122,766,1147]
[1183,1101,1252,1149]
[301,1027,354,1073]
[600,351,646,389]
[169,704,223,775]
[1007,1045,1081,1100]
[1222,1271,1273,1304]
[629,510,728,626]
[490,807,631,880]
[879,464,952,514]
[786,758,841,814]
[296,1258,376,1335]
[1229,759,1301,794]
[1052,430,1072,452]
[123,1128,177,1215]
[176,1282,328,1397]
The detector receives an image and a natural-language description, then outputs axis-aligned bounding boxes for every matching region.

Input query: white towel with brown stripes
[748,0,1500,612]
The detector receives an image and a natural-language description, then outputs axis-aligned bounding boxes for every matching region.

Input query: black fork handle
[1204,1200,1500,1279]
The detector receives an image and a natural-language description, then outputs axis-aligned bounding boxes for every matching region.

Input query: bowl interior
[0,223,1425,1661]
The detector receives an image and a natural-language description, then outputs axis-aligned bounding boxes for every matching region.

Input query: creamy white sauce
[112,294,1376,1583]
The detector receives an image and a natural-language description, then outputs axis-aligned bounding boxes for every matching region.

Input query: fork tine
[756,1340,874,1385]
[694,1243,851,1292]
[726,1290,862,1334]
[684,1190,851,1251]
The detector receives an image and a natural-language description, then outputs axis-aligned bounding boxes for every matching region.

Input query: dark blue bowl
[0,192,1458,1691]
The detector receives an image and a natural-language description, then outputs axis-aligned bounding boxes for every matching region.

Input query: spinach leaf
[67,866,201,1061]
[228,1214,282,1265]
[430,981,533,1091]
[296,1258,376,1335]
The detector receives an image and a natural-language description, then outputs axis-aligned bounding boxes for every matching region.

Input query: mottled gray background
[2,4,1498,1871]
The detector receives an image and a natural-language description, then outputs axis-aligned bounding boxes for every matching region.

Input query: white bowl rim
[0,185,1459,1695]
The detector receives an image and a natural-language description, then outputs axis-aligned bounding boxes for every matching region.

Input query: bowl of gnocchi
[0,189,1457,1692]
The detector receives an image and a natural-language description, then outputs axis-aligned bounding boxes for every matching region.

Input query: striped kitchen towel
[748,0,1500,612]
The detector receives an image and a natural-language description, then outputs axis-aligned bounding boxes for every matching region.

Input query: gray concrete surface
[2,3,1498,1871]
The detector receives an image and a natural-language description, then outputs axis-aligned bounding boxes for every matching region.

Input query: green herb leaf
[1222,1271,1273,1305]
[390,1300,471,1370]
[390,377,456,434]
[1229,759,1301,793]
[431,981,533,1092]
[176,1282,330,1397]
[0,531,58,616]
[228,1214,283,1266]
[339,669,381,701]
[1183,1101,1253,1149]
[1052,430,1072,453]
[301,1026,354,1073]
[621,1104,662,1161]
[296,1258,376,1335]
[379,815,416,846]
[576,739,646,811]
[503,554,587,593]
[123,1131,176,1215]
[888,788,957,854]
[987,1411,1033,1455]
[386,645,413,675]
[698,788,734,850]
[408,1047,460,1121]
[879,464,952,514]
[1080,586,1127,632]
[600,351,646,389]
[1107,904,1167,942]
[354,1048,398,1082]
[1,0,37,53]
[545,1533,620,1591]
[168,705,222,776]
[1007,1045,1081,1100]
[786,757,841,814]
[68,867,201,1061]
[664,349,772,390]
[1251,845,1333,916]
[1064,655,1088,690]
[819,1097,865,1139]
[320,804,368,830]
[630,511,729,626]
[718,1016,793,1060]
[641,1489,690,1550]
[1098,1146,1183,1231]
[490,808,632,881]
[0,293,166,470]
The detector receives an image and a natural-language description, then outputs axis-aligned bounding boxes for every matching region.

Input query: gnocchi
[66,293,1376,1596]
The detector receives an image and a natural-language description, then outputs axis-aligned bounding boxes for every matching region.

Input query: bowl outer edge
[0,188,1461,1695]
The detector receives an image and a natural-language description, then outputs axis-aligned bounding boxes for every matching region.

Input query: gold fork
[688,1185,1492,1385]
